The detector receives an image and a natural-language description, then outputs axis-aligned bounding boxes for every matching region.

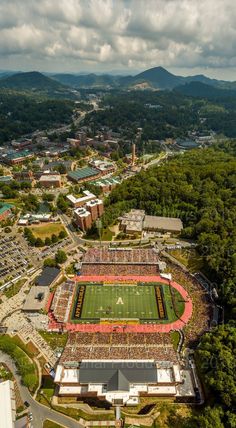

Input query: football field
[71,283,185,323]
[81,285,159,320]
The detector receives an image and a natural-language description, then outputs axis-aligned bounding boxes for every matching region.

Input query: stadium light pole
[96,219,102,247]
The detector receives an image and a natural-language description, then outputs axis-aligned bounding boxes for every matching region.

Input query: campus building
[68,167,100,184]
[74,199,104,231]
[39,174,61,188]
[54,333,195,405]
[74,207,92,231]
[0,380,16,428]
[119,210,183,235]
[86,199,104,221]
[66,190,96,208]
[1,151,34,165]
[0,204,13,222]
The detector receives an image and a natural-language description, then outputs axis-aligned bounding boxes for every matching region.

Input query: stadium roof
[35,267,60,287]
[68,167,99,182]
[79,362,157,388]
[144,215,183,232]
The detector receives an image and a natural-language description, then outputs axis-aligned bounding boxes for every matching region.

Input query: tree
[43,258,56,267]
[44,237,52,246]
[35,238,44,247]
[51,234,58,244]
[59,230,67,240]
[55,250,67,264]
[42,193,54,202]
[192,407,224,428]
[57,194,69,213]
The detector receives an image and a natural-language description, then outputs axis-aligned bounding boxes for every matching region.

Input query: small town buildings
[39,174,61,188]
[0,380,16,428]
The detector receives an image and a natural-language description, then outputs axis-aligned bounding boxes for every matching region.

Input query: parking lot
[41,237,71,258]
[0,236,32,282]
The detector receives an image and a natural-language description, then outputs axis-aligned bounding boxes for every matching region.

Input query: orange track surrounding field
[48,275,192,333]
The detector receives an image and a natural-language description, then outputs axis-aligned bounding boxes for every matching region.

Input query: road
[0,351,84,428]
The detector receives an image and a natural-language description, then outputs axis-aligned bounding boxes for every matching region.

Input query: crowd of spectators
[60,332,177,363]
[82,248,159,264]
[81,264,158,276]
[50,281,75,323]
[168,263,211,346]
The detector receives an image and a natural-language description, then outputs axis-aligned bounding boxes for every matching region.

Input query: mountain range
[0,67,236,95]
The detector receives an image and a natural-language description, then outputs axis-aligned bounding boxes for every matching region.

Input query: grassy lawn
[39,331,68,350]
[4,279,26,298]
[11,335,39,358]
[0,335,38,393]
[43,421,64,428]
[53,405,114,421]
[170,331,180,351]
[101,227,115,241]
[168,248,205,272]
[123,402,194,427]
[29,222,65,239]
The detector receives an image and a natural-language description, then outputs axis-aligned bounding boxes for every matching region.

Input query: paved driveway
[0,351,84,428]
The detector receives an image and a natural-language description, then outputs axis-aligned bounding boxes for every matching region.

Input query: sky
[1,0,236,80]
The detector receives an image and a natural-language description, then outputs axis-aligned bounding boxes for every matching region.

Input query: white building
[0,380,16,428]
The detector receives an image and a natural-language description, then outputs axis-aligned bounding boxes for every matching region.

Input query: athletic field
[71,283,185,324]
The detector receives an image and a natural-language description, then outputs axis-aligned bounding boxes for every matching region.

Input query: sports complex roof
[68,167,99,182]
[35,266,60,287]
[79,362,157,391]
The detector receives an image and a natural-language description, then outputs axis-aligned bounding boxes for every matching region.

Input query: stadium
[49,247,207,405]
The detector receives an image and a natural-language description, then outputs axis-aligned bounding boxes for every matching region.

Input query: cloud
[0,0,236,75]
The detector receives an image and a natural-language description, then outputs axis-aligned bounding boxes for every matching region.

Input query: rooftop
[79,362,157,390]
[39,174,61,181]
[144,215,183,232]
[35,266,60,287]
[0,380,15,428]
[68,167,99,181]
[0,203,13,215]
[23,285,49,311]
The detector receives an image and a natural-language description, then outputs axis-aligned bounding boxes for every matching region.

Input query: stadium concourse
[47,275,192,333]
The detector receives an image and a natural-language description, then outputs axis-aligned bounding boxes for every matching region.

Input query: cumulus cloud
[0,0,236,76]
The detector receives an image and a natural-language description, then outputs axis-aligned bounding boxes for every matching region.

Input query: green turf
[81,285,159,320]
[71,283,185,324]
